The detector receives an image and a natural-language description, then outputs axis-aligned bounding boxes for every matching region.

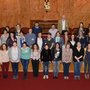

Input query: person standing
[16,31,25,48]
[62,42,72,80]
[84,43,90,79]
[41,44,52,79]
[31,44,40,77]
[58,15,69,35]
[53,43,62,79]
[49,24,58,38]
[54,31,64,47]
[73,42,84,80]
[9,41,20,79]
[25,28,36,47]
[21,42,31,80]
[32,22,42,37]
[0,43,9,79]
[36,32,44,51]
[1,29,9,44]
[70,34,76,50]
[6,32,17,48]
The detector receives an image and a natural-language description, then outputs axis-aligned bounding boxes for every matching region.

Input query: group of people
[0,16,90,80]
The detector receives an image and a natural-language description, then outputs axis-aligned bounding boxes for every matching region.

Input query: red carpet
[0,72,90,90]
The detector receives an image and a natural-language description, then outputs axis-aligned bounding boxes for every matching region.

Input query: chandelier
[44,0,50,12]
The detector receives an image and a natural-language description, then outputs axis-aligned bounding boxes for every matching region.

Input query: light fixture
[44,0,50,12]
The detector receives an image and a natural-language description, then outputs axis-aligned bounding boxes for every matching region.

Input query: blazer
[58,19,69,33]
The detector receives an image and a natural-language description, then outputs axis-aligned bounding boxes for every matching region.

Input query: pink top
[0,50,9,63]
[62,48,73,63]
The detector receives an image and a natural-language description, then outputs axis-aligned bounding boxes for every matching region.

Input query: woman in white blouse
[31,44,40,77]
[36,32,44,51]
[9,41,20,79]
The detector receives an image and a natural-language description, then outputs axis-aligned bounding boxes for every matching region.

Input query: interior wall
[0,0,90,28]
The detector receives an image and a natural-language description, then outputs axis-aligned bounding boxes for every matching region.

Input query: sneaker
[43,75,46,79]
[13,75,18,79]
[46,75,49,79]
[66,76,69,80]
[74,76,77,80]
[23,76,28,80]
[53,76,58,79]
[64,76,67,80]
[84,74,87,79]
[78,76,80,80]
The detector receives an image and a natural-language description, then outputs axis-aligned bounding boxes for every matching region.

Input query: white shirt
[31,50,40,60]
[62,20,66,30]
[70,41,75,46]
[12,47,18,61]
[37,38,43,51]
[49,29,58,38]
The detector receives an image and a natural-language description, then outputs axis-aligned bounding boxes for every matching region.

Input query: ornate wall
[0,0,90,28]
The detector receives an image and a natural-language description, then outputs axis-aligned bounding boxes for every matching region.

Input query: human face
[2,45,6,50]
[13,42,17,47]
[20,32,23,36]
[88,44,90,49]
[45,45,49,50]
[16,24,21,30]
[29,29,32,34]
[47,34,51,38]
[38,33,42,37]
[56,43,60,49]
[23,43,27,48]
[4,30,7,34]
[66,44,70,49]
[62,15,65,20]
[10,33,14,37]
[56,32,60,37]
[77,42,81,48]
[88,32,90,37]
[34,45,38,50]
[51,25,55,29]
[71,35,75,40]
[35,23,39,27]
[80,23,83,28]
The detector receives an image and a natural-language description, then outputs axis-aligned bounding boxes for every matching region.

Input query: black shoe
[3,75,8,79]
[23,75,28,80]
[53,76,58,79]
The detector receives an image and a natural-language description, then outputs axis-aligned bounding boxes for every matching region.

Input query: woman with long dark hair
[31,44,40,77]
[0,43,9,79]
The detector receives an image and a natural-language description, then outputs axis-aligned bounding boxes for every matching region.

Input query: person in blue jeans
[84,43,90,79]
[53,43,62,79]
[9,41,20,79]
[73,42,84,80]
[21,42,31,80]
[41,44,52,79]
[62,42,73,80]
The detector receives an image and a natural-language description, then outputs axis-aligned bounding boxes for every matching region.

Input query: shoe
[84,74,87,79]
[64,76,67,80]
[43,75,46,79]
[23,76,28,80]
[3,75,8,79]
[78,76,80,80]
[13,75,18,79]
[74,76,77,80]
[66,76,69,80]
[53,76,58,79]
[46,75,49,79]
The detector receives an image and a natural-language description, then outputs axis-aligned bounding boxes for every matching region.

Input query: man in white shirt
[49,24,58,38]
[58,15,69,35]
